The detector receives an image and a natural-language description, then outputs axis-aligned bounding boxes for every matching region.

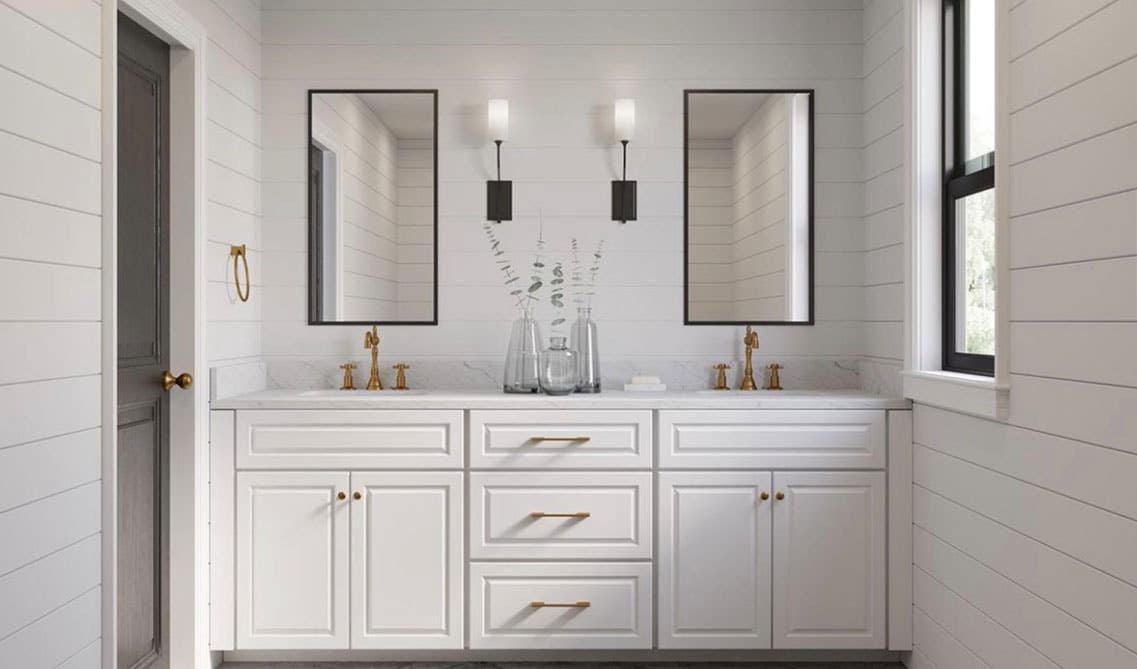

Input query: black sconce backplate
[487,180,512,222]
[611,179,637,222]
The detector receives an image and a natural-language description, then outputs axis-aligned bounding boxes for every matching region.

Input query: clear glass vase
[503,308,542,393]
[570,307,601,393]
[539,336,579,395]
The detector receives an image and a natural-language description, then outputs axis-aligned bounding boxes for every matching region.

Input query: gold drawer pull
[529,511,591,519]
[531,600,591,608]
[531,436,592,442]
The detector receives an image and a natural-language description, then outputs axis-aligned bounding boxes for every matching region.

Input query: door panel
[236,472,350,649]
[658,471,773,648]
[772,471,886,649]
[350,472,463,649]
[116,12,170,669]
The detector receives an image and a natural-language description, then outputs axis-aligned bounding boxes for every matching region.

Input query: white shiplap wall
[0,1,259,666]
[908,2,1137,668]
[258,0,867,365]
[175,0,264,367]
[861,0,905,394]
[0,1,104,666]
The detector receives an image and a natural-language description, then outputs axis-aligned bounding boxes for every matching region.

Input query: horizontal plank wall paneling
[0,1,105,664]
[859,0,904,396]
[172,0,265,367]
[257,0,870,367]
[909,3,1137,667]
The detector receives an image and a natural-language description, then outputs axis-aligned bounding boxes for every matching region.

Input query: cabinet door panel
[772,471,886,649]
[236,471,350,649]
[658,472,773,648]
[350,472,463,648]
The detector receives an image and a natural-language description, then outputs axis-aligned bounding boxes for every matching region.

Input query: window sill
[902,370,1009,420]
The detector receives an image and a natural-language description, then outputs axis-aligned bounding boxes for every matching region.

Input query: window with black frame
[944,0,996,375]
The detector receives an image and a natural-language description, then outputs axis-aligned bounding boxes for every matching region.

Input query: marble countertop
[210,388,910,410]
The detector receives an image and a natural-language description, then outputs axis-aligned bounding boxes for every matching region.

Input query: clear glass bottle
[539,336,579,395]
[570,307,601,393]
[503,307,542,393]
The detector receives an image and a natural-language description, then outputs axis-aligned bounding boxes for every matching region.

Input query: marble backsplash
[265,356,861,393]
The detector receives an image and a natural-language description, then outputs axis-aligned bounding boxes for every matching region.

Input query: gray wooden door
[116,12,171,669]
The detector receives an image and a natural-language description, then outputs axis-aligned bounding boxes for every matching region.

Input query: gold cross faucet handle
[766,363,784,391]
[339,363,357,390]
[393,363,411,391]
[712,363,731,390]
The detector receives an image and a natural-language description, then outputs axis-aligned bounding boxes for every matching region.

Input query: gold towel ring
[230,244,250,302]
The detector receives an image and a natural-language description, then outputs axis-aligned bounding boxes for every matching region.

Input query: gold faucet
[739,325,760,391]
[363,326,383,390]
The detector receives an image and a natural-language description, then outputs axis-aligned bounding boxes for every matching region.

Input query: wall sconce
[611,98,637,222]
[487,99,512,222]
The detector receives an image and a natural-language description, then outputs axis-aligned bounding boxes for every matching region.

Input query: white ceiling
[358,92,434,139]
[687,92,771,140]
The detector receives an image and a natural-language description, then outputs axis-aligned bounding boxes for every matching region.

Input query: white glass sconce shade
[614,98,635,142]
[488,99,509,142]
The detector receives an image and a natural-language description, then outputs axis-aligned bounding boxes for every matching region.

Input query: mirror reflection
[308,90,437,324]
[685,90,813,324]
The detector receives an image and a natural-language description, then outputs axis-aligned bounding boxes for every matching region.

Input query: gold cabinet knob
[162,370,193,391]
[775,491,785,501]
[759,491,770,501]
[337,491,347,501]
[353,491,362,500]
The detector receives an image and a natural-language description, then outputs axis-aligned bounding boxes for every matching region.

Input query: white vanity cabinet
[210,394,912,657]
[658,471,774,649]
[235,471,350,650]
[657,411,889,650]
[772,471,885,649]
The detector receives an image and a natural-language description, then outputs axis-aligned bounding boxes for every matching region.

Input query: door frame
[102,1,208,667]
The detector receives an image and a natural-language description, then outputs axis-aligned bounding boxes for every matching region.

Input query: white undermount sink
[297,389,427,397]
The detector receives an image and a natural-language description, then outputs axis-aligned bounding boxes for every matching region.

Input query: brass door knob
[353,491,362,500]
[337,491,347,501]
[162,370,193,391]
[759,491,770,501]
[775,491,785,501]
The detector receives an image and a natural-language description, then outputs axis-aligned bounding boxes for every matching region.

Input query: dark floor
[220,663,905,668]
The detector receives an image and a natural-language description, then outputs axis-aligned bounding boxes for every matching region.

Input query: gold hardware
[393,363,410,390]
[530,601,591,608]
[161,370,193,391]
[713,363,730,390]
[531,436,592,443]
[229,244,250,303]
[353,491,362,500]
[759,491,769,501]
[337,491,347,501]
[766,363,783,391]
[363,326,383,390]
[775,491,785,501]
[529,511,591,519]
[739,325,760,391]
[340,363,357,390]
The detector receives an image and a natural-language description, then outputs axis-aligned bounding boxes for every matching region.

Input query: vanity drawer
[469,410,651,469]
[659,410,886,470]
[234,410,463,469]
[469,562,652,649]
[470,472,651,560]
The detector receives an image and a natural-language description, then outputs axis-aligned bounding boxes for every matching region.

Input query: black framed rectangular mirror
[684,89,814,325]
[308,89,438,325]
